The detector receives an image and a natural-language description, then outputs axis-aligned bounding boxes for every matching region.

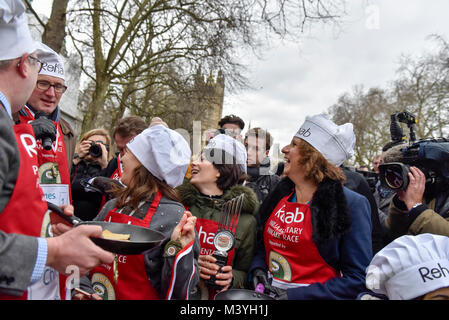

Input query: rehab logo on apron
[264,192,338,289]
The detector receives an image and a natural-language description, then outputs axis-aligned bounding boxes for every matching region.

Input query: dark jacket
[70,160,104,220]
[246,158,280,205]
[342,168,386,254]
[250,177,372,300]
[177,181,259,289]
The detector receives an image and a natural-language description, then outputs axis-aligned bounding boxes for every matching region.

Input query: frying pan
[47,202,165,255]
[214,289,274,300]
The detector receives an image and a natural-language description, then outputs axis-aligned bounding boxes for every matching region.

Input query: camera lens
[89,142,103,158]
[385,167,404,189]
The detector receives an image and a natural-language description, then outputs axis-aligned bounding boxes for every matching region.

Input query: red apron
[89,191,163,300]
[99,156,123,212]
[264,192,339,289]
[19,107,71,300]
[195,214,239,299]
[0,124,48,300]
[19,106,72,203]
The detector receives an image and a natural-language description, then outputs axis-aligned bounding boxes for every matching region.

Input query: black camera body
[379,138,449,195]
[88,141,103,158]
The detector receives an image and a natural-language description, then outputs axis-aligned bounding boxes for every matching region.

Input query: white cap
[37,42,65,80]
[204,133,247,173]
[295,114,355,166]
[366,233,449,300]
[0,0,39,60]
[126,124,191,188]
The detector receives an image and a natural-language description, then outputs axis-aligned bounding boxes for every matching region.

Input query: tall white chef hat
[126,124,192,188]
[295,114,355,166]
[37,42,65,80]
[204,133,247,173]
[366,233,449,300]
[0,0,39,60]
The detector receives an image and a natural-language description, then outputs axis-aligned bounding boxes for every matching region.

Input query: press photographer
[379,111,449,239]
[71,129,111,220]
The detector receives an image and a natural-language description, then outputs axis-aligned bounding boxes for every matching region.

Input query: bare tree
[64,0,346,134]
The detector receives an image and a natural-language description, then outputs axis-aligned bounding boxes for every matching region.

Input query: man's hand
[397,166,426,211]
[30,117,56,142]
[46,225,114,276]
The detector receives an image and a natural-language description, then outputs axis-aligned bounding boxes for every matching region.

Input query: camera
[378,110,449,195]
[88,141,103,158]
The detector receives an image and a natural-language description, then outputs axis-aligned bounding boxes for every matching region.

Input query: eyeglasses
[36,80,68,94]
[27,56,44,73]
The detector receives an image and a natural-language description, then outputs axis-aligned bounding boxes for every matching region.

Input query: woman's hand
[170,211,197,247]
[198,255,233,290]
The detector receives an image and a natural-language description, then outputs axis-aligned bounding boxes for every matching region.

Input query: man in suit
[0,0,113,298]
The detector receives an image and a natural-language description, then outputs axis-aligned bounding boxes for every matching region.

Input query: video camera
[378,111,449,195]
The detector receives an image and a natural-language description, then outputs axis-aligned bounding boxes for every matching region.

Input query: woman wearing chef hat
[249,114,373,300]
[75,124,199,300]
[177,133,259,299]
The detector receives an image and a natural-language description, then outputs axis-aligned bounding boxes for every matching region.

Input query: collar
[22,103,60,122]
[0,91,12,119]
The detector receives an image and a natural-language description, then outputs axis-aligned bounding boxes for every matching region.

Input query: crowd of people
[1,0,449,301]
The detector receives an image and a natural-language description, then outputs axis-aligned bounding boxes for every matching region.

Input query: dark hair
[245,127,273,150]
[218,114,245,130]
[113,116,148,139]
[111,165,181,210]
[204,148,247,191]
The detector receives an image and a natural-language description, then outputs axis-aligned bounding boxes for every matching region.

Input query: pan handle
[46,201,83,226]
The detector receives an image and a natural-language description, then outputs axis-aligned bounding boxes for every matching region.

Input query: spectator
[249,114,372,300]
[372,154,382,174]
[218,114,245,142]
[70,128,112,221]
[244,127,280,205]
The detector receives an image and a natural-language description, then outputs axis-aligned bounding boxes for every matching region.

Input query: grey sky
[223,0,449,155]
[33,0,449,158]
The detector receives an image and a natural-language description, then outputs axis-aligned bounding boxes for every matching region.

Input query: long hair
[111,164,181,210]
[296,139,346,185]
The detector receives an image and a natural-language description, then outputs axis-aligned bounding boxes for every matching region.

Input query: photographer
[71,129,111,220]
[382,141,449,240]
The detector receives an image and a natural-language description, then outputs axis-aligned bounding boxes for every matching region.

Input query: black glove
[251,268,270,290]
[30,116,56,149]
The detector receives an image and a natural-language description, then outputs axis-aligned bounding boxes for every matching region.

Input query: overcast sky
[221,0,449,155]
[33,0,449,157]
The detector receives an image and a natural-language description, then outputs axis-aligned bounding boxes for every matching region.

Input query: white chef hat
[204,133,247,173]
[37,42,65,80]
[366,233,449,300]
[126,124,192,188]
[295,114,355,166]
[0,0,40,60]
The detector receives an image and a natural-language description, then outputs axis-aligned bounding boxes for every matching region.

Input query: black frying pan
[47,202,165,255]
[214,289,274,300]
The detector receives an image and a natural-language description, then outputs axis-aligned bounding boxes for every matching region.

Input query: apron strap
[141,190,163,225]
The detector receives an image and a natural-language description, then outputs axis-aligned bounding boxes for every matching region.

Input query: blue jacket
[250,177,372,300]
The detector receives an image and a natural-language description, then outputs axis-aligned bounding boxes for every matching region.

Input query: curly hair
[296,139,346,185]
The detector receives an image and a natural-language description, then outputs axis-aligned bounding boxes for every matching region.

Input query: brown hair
[111,165,181,210]
[218,114,245,130]
[113,116,148,139]
[296,139,346,185]
[245,127,273,150]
